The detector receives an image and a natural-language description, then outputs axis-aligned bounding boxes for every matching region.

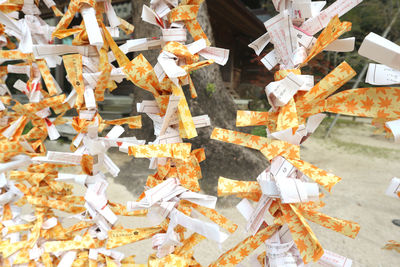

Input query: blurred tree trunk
[129,0,161,141]
[128,0,267,198]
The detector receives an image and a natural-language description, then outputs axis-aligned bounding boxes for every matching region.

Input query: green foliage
[338,0,400,87]
[250,126,267,137]
[22,121,33,135]
[206,82,216,96]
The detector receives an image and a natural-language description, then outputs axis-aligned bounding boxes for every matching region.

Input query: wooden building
[207,0,273,99]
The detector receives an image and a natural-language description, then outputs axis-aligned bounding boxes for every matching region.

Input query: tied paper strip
[366,64,400,85]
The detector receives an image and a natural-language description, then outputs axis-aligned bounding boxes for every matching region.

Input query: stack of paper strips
[209,0,400,266]
[0,0,239,265]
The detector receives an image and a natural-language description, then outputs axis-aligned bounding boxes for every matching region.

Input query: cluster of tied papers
[212,0,400,266]
[0,0,235,266]
[0,0,399,266]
